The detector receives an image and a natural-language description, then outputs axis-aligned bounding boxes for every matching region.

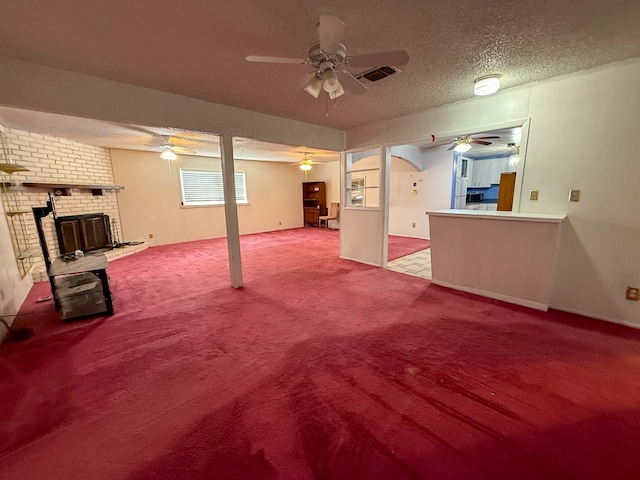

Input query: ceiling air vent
[355,66,400,83]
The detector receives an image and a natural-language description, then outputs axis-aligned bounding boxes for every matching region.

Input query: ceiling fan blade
[447,145,456,151]
[474,136,500,140]
[245,55,308,64]
[470,140,492,146]
[171,146,196,154]
[336,70,369,95]
[318,15,345,54]
[348,50,410,67]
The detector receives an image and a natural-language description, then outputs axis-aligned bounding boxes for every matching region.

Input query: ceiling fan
[448,135,500,152]
[290,152,322,171]
[245,15,409,99]
[158,135,196,159]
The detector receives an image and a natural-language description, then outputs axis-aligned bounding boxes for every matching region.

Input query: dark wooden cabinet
[302,181,327,227]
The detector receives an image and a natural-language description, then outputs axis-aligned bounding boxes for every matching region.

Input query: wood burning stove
[55,213,112,255]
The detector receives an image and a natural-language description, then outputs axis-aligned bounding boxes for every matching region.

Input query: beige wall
[110,149,306,246]
[388,147,454,239]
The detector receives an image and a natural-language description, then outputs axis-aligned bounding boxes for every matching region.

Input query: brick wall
[1,128,122,278]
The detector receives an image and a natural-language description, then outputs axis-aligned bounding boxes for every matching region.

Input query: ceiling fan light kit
[321,69,340,93]
[160,149,177,161]
[328,80,345,100]
[304,75,323,98]
[453,142,473,153]
[474,75,501,96]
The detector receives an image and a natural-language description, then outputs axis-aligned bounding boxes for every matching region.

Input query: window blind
[180,169,247,206]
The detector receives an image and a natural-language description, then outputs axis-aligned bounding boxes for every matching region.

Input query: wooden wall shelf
[21,182,124,196]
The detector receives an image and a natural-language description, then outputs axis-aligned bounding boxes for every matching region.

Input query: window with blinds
[179,169,247,206]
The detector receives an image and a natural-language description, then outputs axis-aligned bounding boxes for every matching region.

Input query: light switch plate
[569,189,581,202]
[529,190,539,201]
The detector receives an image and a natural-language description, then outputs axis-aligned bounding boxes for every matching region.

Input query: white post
[220,134,243,288]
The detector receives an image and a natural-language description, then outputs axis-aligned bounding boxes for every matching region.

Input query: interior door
[340,147,390,266]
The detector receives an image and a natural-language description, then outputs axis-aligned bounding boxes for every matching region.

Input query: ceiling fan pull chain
[325,93,329,117]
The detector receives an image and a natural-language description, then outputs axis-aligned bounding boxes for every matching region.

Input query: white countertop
[427,209,567,223]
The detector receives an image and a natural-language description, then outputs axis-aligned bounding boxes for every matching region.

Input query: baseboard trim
[548,303,639,329]
[431,279,549,311]
[388,233,430,240]
[339,255,381,267]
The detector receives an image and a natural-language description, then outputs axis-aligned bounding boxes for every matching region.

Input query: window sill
[180,203,249,209]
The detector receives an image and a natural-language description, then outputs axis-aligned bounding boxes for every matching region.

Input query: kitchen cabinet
[468,157,516,188]
[489,158,507,185]
[465,203,498,211]
[490,158,517,185]
[465,203,485,210]
[469,160,492,188]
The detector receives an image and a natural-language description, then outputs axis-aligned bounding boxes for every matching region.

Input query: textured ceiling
[0,106,340,163]
[1,0,639,131]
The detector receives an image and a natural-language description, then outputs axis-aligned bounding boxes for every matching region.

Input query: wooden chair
[319,202,339,228]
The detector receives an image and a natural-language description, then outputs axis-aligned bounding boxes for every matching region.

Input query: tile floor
[386,248,432,279]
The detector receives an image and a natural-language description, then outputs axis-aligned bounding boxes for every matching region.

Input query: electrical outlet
[529,190,539,201]
[569,189,581,202]
[626,286,640,301]
[148,233,154,239]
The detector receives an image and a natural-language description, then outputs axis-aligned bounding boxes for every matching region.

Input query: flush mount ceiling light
[474,74,501,96]
[160,149,178,161]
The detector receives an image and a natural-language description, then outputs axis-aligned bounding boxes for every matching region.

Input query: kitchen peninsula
[427,209,566,310]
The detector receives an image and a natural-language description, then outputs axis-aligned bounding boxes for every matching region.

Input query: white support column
[380,146,391,266]
[220,134,243,288]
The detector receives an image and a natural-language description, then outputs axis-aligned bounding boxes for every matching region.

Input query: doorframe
[341,118,532,269]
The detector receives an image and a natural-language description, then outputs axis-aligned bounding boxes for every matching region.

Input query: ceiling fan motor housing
[308,43,346,71]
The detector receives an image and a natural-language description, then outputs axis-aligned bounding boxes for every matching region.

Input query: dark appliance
[466,192,484,203]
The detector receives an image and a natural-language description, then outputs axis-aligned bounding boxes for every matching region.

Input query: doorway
[384,125,527,280]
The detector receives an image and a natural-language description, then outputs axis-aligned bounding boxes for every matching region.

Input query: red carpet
[388,235,430,261]
[2,228,640,479]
